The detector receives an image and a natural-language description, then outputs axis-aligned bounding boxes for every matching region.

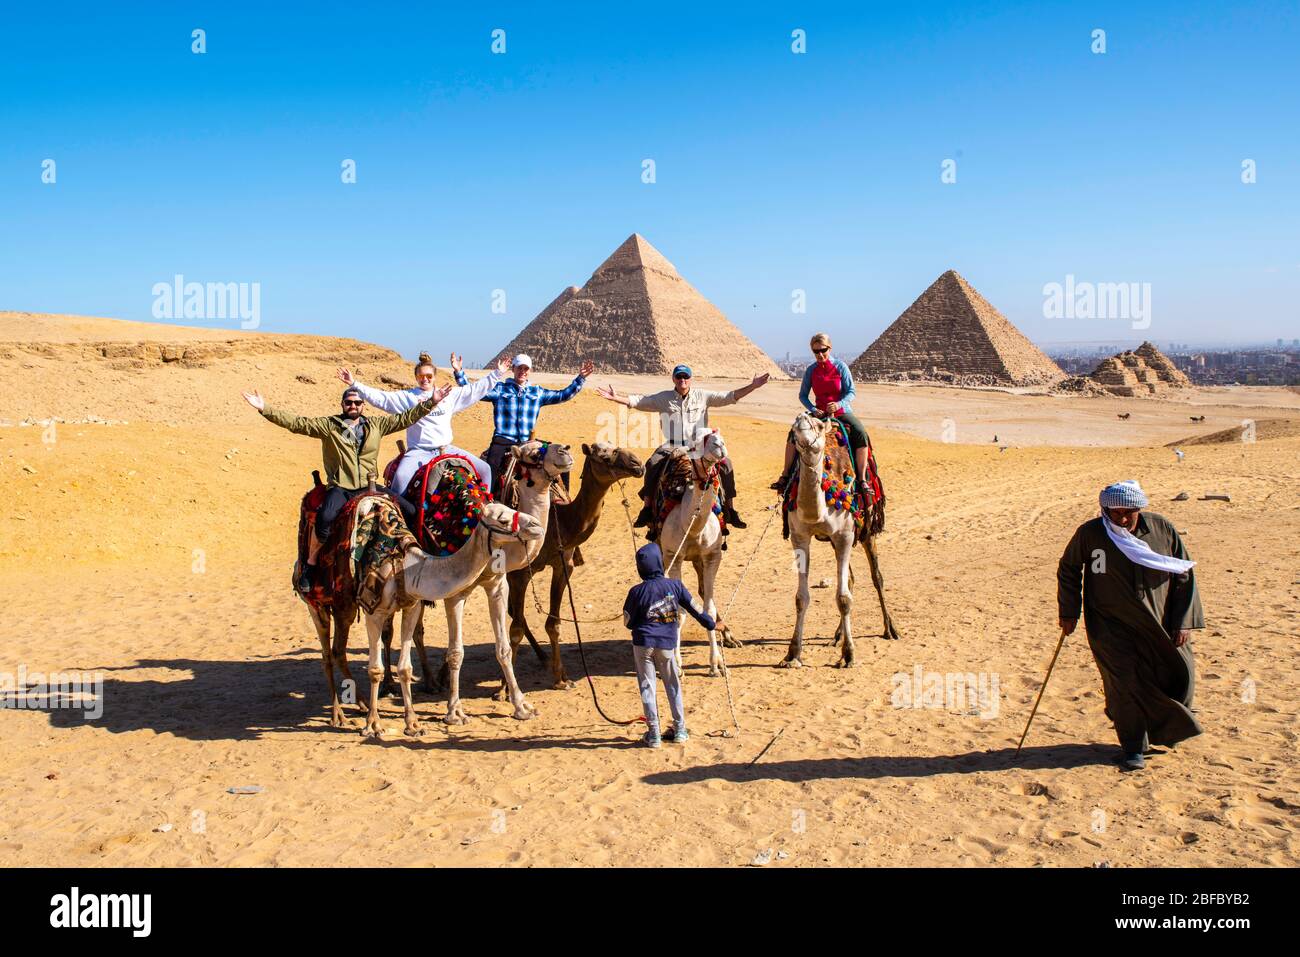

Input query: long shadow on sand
[641,743,1118,786]
[26,632,641,741]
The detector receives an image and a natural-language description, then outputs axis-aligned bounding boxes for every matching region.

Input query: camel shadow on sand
[27,631,646,742]
[641,743,1118,786]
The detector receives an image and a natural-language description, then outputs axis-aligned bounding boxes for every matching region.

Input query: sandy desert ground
[1,312,1297,867]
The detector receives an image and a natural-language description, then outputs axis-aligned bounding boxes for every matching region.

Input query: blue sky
[2,1,1297,361]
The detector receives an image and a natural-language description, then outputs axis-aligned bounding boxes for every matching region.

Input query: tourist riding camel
[774,332,872,509]
[338,352,509,522]
[467,354,593,496]
[240,383,450,592]
[596,365,768,532]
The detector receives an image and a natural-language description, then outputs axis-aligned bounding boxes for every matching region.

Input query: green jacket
[260,393,440,489]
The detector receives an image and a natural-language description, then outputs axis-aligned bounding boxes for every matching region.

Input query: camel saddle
[295,483,415,612]
[406,453,492,557]
[781,419,886,543]
[650,448,727,548]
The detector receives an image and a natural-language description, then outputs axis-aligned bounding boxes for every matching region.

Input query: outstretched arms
[242,389,331,437]
[537,359,594,406]
[379,383,453,435]
[337,367,418,414]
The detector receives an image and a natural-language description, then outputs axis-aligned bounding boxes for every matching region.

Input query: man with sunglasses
[596,364,770,533]
[1057,480,1205,771]
[241,382,450,593]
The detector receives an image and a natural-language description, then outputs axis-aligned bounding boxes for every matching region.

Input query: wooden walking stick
[1015,627,1069,758]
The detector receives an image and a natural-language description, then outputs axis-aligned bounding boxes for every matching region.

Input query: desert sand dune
[1,314,1296,867]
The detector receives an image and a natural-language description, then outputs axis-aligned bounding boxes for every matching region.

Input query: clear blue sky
[2,1,1297,361]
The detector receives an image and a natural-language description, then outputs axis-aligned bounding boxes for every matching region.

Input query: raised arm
[351,380,419,415]
[446,357,510,413]
[538,361,592,406]
[595,384,634,408]
[243,389,331,437]
[378,384,451,435]
[727,372,771,403]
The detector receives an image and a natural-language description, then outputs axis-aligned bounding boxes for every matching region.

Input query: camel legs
[361,612,387,738]
[832,531,856,667]
[485,574,537,720]
[780,531,812,668]
[693,555,727,677]
[328,608,366,722]
[383,602,439,696]
[863,533,902,641]
[545,554,576,690]
[396,603,424,736]
[442,596,469,725]
[309,605,347,728]
[379,618,399,698]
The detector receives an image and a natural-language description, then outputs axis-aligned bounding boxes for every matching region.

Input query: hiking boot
[296,566,314,595]
[663,725,689,743]
[724,506,747,528]
[642,730,662,749]
[1120,751,1146,772]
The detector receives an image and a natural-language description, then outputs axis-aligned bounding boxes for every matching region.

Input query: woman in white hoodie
[338,352,507,500]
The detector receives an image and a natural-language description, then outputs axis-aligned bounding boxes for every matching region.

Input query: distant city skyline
[2,2,1297,363]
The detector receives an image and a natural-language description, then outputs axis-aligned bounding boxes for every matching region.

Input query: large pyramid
[497,234,785,377]
[850,270,1065,387]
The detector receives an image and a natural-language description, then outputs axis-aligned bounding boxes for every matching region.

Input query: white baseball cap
[512,354,533,368]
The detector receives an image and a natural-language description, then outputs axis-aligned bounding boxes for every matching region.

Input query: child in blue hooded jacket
[622,542,726,748]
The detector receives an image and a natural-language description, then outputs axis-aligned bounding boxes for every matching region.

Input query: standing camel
[781,412,900,670]
[438,439,573,719]
[379,441,572,695]
[358,498,544,737]
[657,428,736,678]
[504,442,644,689]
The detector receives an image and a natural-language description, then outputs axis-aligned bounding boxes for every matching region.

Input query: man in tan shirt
[596,364,769,530]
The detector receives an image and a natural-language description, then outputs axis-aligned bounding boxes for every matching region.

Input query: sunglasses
[342,399,363,407]
[812,347,829,355]
[674,374,691,381]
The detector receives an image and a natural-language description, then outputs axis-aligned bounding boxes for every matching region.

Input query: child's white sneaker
[663,726,689,743]
[642,730,662,749]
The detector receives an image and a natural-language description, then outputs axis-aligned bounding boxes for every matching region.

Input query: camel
[780,412,901,670]
[437,440,574,722]
[377,442,572,696]
[357,498,544,738]
[504,442,645,689]
[656,428,736,678]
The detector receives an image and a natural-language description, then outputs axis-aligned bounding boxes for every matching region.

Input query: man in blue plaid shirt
[456,353,593,494]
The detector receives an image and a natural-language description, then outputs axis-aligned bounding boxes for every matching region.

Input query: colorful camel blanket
[351,496,419,613]
[408,454,492,557]
[652,450,727,543]
[782,420,886,541]
[296,490,413,611]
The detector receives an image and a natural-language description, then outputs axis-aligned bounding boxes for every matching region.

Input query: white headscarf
[1100,512,1195,575]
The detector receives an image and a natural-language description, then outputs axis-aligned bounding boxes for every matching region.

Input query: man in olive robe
[1057,480,1204,771]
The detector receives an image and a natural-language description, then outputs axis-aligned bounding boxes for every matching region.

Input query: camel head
[791,412,827,464]
[580,441,645,482]
[688,427,728,469]
[510,439,574,482]
[478,501,545,542]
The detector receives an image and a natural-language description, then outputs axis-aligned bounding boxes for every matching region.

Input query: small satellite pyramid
[497,234,784,377]
[850,270,1064,387]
